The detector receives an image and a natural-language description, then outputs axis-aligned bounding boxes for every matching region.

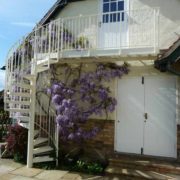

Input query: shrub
[74,160,104,174]
[5,124,28,163]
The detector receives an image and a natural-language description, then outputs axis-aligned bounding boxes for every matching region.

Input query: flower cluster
[48,63,128,143]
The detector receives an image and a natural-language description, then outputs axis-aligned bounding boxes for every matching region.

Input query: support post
[27,28,37,168]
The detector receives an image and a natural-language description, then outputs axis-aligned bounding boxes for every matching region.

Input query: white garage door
[116,76,177,158]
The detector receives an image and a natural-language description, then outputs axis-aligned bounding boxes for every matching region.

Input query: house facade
[4,0,180,168]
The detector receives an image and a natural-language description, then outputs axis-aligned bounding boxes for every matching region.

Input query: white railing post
[60,19,64,53]
[48,22,52,68]
[27,28,37,168]
[56,124,59,166]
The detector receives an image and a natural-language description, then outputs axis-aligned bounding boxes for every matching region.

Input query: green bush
[5,124,28,163]
[74,160,104,174]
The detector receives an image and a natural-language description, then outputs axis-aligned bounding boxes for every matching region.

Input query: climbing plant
[47,63,129,143]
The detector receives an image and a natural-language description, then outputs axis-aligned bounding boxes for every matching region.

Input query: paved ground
[1,158,180,180]
[0,159,104,180]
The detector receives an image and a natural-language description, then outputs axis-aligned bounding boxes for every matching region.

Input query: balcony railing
[34,8,159,59]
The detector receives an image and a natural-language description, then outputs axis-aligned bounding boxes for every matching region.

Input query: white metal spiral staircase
[4,28,59,168]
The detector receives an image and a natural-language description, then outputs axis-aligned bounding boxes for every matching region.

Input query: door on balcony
[98,0,128,49]
[116,76,177,158]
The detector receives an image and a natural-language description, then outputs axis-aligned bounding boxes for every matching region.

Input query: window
[102,0,125,23]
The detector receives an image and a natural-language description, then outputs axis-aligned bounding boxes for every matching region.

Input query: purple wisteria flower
[48,63,128,143]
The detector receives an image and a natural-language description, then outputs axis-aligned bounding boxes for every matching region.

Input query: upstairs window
[103,0,125,23]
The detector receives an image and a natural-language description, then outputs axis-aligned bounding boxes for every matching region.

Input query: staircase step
[13,83,32,89]
[5,100,30,106]
[105,166,178,180]
[23,74,36,80]
[36,66,49,73]
[34,137,48,147]
[109,159,180,175]
[34,130,39,138]
[18,122,29,129]
[33,155,55,163]
[37,58,57,66]
[9,92,31,98]
[33,146,53,155]
[16,116,30,122]
[8,108,30,113]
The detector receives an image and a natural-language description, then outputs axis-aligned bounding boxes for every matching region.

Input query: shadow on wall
[139,0,180,21]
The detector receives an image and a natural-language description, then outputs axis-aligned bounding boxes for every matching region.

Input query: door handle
[144,113,148,120]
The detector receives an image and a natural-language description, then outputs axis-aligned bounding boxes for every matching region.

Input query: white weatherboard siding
[55,0,99,18]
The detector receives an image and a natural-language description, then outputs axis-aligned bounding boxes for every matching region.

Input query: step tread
[8,108,30,113]
[12,83,32,89]
[9,92,31,97]
[109,159,180,175]
[33,155,55,163]
[34,130,39,138]
[34,137,48,146]
[16,116,30,122]
[106,166,177,180]
[109,158,180,168]
[23,75,36,80]
[5,100,30,105]
[33,146,54,155]
[18,122,29,129]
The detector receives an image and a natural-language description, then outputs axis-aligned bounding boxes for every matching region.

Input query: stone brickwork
[59,119,115,158]
[84,119,115,157]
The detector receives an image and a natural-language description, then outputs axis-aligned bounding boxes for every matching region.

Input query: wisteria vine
[47,63,129,143]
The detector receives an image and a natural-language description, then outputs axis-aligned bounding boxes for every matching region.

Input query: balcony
[5,8,159,80]
[34,8,159,61]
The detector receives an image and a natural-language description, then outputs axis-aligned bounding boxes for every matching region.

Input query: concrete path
[0,159,103,180]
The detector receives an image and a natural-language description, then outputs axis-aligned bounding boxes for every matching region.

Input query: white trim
[114,78,118,151]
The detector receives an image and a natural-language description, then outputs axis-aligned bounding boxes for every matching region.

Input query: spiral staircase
[4,28,59,168]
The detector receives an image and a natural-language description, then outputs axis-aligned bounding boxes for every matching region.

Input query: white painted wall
[130,0,180,49]
[55,0,99,19]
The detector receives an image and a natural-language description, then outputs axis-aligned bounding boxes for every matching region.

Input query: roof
[38,0,83,25]
[154,37,180,75]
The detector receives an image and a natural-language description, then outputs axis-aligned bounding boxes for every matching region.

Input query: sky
[0,0,57,90]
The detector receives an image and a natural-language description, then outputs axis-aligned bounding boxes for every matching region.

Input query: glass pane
[110,13,117,22]
[122,12,124,21]
[118,1,124,11]
[103,0,109,2]
[103,14,109,23]
[111,2,117,12]
[103,3,109,13]
[117,12,124,21]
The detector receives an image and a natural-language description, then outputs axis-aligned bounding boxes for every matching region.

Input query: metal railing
[35,102,58,162]
[34,8,159,55]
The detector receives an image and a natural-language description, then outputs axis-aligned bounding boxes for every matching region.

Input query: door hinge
[142,76,144,84]
[141,147,144,155]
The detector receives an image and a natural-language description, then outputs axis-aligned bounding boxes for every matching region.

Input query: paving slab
[61,173,82,180]
[0,159,23,169]
[10,175,38,180]
[0,164,19,174]
[35,170,68,180]
[0,173,17,180]
[11,167,43,177]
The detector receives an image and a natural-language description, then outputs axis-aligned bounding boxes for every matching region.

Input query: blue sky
[0,0,57,90]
